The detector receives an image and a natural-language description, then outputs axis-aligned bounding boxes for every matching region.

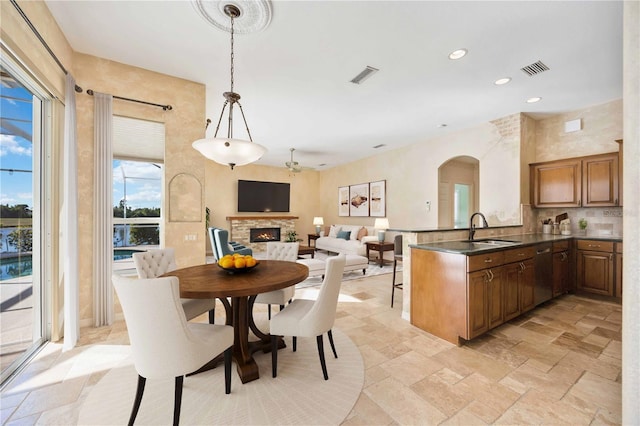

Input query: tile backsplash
[531,206,623,237]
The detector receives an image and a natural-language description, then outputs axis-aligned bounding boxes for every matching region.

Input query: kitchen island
[409,234,622,345]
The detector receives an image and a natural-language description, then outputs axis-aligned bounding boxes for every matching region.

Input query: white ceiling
[45,1,623,171]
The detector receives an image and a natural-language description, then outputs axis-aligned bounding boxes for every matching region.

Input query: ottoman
[343,254,368,276]
[296,258,326,277]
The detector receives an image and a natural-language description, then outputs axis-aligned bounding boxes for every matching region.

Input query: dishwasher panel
[534,242,553,305]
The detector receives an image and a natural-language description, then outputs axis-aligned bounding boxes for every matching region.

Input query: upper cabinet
[530,152,620,208]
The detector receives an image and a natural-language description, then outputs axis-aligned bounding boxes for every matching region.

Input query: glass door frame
[1,51,52,387]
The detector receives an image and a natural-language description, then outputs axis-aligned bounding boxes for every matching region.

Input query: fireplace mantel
[226,216,299,221]
[226,216,299,252]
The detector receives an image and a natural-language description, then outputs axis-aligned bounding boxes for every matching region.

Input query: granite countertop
[410,233,622,255]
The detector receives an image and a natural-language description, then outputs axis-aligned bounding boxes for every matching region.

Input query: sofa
[315,224,378,256]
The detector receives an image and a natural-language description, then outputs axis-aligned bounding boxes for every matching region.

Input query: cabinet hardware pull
[518,253,525,256]
[588,244,600,248]
[561,252,568,261]
[484,259,492,263]
[489,270,494,281]
[609,254,613,261]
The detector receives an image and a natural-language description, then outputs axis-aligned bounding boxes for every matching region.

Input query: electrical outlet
[425,201,431,212]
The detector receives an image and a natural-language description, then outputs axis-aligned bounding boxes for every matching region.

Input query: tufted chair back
[132,248,177,279]
[266,242,299,261]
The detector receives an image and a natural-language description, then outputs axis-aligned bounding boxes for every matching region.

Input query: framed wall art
[338,186,350,216]
[369,180,386,217]
[349,183,369,217]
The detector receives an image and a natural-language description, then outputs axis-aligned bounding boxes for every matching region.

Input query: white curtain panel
[62,74,80,349]
[93,92,114,326]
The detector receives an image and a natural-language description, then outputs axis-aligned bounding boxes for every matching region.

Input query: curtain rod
[10,0,82,93]
[85,89,172,111]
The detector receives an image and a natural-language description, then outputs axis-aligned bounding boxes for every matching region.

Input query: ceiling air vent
[350,66,379,84]
[521,60,550,76]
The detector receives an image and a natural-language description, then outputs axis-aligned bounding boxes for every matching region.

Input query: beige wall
[204,162,321,246]
[72,53,206,323]
[535,99,622,161]
[318,113,523,231]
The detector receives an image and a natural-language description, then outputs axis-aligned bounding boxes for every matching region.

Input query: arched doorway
[438,156,479,228]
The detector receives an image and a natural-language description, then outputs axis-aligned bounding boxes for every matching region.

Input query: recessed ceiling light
[526,97,542,103]
[448,49,468,60]
[437,124,448,128]
[494,77,511,85]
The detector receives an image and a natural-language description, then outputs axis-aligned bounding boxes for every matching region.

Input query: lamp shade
[192,137,267,169]
[374,218,389,230]
[313,217,324,226]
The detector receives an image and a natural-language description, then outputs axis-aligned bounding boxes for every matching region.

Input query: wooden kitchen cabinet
[530,152,619,208]
[615,242,623,299]
[582,153,619,207]
[468,269,490,338]
[552,240,571,297]
[519,259,536,312]
[576,240,614,296]
[530,159,581,207]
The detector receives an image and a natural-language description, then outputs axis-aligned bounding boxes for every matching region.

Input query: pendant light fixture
[192,4,267,170]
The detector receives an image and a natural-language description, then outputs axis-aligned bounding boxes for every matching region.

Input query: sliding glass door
[0,61,49,385]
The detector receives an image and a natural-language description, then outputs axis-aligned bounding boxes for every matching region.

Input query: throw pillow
[336,230,351,240]
[328,225,340,238]
[357,227,368,240]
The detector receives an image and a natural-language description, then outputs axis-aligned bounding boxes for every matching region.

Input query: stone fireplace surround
[227,216,298,253]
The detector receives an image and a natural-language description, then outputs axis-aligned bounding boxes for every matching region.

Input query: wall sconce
[313,217,324,235]
[374,218,389,242]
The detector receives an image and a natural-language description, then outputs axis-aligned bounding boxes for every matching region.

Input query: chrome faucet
[468,212,489,241]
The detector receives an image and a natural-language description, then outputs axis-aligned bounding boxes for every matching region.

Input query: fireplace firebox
[250,227,281,243]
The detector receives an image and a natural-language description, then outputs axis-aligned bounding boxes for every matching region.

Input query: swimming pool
[0,249,144,280]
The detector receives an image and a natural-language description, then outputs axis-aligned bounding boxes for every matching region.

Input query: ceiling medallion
[191,0,272,34]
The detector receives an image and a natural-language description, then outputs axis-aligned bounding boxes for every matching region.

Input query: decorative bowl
[217,260,260,274]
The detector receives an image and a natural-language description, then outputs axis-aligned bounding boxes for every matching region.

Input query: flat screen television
[237,180,290,212]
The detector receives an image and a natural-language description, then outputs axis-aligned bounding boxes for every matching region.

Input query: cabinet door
[487,269,503,329]
[467,270,489,339]
[531,160,581,207]
[615,243,622,299]
[577,250,614,296]
[583,153,619,207]
[520,259,535,313]
[502,263,521,322]
[552,251,570,297]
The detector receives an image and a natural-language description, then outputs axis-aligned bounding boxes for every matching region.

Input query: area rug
[78,328,363,425]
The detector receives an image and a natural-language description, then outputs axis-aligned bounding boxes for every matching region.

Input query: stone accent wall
[227,216,298,253]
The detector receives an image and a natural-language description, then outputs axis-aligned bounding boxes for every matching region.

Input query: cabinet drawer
[553,240,570,252]
[468,252,504,272]
[577,240,614,252]
[503,246,535,263]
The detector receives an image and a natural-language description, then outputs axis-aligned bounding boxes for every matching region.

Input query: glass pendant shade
[192,137,266,169]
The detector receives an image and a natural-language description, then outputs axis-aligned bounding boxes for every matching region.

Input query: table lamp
[313,217,324,235]
[374,218,389,242]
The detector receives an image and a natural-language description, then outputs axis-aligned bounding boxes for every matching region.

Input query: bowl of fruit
[217,254,259,274]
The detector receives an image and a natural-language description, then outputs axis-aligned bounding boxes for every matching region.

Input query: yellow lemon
[245,257,257,267]
[234,257,246,269]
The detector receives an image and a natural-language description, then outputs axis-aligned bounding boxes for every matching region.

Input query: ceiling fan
[285,148,303,173]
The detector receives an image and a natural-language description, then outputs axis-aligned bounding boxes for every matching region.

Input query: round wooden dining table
[162,260,308,383]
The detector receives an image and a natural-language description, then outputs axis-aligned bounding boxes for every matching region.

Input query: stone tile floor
[1,272,622,425]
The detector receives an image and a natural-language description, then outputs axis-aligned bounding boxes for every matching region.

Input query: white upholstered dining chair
[254,242,299,319]
[269,254,346,380]
[132,248,217,323]
[112,274,233,426]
